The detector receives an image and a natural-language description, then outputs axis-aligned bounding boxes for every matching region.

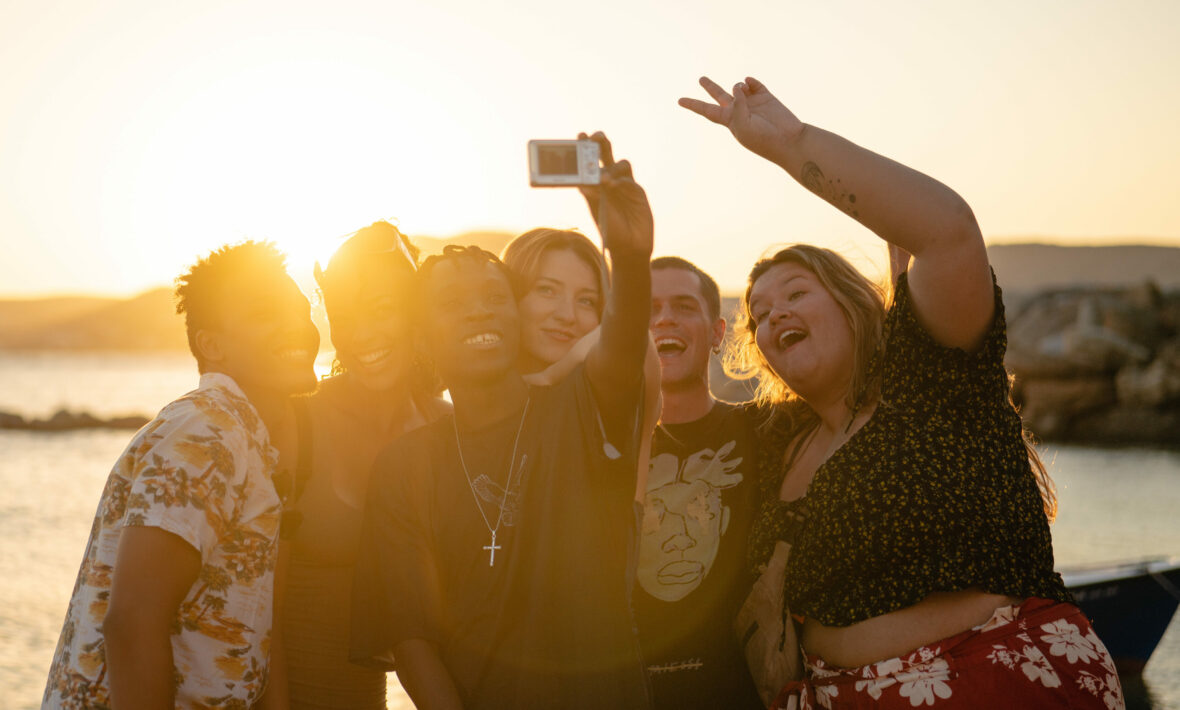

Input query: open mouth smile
[355,348,393,366]
[777,329,806,349]
[276,347,314,362]
[655,336,687,355]
[541,327,576,342]
[464,332,502,347]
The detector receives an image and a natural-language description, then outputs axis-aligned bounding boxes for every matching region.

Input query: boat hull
[1064,560,1180,675]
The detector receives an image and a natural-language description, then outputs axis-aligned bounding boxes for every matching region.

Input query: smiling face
[650,267,725,390]
[202,274,320,399]
[747,261,856,402]
[324,261,414,393]
[421,257,520,387]
[517,248,602,371]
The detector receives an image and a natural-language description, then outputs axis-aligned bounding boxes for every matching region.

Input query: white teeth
[357,348,391,365]
[655,337,684,347]
[778,329,805,348]
[464,333,501,346]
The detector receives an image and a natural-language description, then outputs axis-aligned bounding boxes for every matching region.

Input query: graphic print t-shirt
[634,401,763,709]
[351,365,649,710]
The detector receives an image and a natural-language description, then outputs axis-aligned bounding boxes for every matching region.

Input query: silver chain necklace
[453,397,530,567]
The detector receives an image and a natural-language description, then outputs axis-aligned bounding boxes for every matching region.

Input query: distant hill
[0,288,186,351]
[0,296,119,333]
[1,241,1176,352]
[986,244,1180,294]
[0,231,518,352]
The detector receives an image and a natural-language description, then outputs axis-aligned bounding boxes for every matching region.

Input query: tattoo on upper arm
[800,161,860,219]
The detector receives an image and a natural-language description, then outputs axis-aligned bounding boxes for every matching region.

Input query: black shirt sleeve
[881,270,1010,416]
[567,362,645,480]
[350,429,445,667]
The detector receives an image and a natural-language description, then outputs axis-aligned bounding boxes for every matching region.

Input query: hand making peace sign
[679,76,805,165]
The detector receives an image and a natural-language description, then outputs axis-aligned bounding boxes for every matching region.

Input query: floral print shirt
[43,373,282,709]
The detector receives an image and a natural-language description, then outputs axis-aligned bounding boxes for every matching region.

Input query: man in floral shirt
[43,241,319,709]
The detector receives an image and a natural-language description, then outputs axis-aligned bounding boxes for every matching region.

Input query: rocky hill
[986,243,1180,294]
[0,288,186,351]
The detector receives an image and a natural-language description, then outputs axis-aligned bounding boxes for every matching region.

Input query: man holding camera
[351,134,653,709]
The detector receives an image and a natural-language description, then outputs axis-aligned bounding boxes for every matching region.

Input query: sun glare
[108,51,496,292]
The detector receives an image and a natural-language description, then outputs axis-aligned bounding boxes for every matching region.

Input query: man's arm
[103,525,200,709]
[394,639,465,710]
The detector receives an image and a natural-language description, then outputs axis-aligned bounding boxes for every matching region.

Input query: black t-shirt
[634,401,762,710]
[351,366,650,710]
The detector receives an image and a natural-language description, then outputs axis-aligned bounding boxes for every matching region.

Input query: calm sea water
[1,352,1178,709]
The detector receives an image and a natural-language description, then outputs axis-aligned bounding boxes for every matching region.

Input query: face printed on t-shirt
[638,440,744,602]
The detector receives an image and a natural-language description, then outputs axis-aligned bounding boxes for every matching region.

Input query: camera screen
[537,144,579,176]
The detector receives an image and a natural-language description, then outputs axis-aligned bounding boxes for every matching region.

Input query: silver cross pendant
[483,530,502,566]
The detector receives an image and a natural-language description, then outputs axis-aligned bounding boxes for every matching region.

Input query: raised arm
[680,76,994,350]
[578,132,655,420]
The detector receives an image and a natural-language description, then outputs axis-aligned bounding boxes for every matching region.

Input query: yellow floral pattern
[43,373,281,709]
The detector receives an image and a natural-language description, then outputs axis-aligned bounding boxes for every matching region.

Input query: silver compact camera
[528,139,601,187]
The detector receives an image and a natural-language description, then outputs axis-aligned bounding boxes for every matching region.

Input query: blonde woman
[682,76,1122,709]
[502,222,661,504]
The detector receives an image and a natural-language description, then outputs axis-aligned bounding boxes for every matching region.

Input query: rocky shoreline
[0,409,149,432]
[1007,281,1180,447]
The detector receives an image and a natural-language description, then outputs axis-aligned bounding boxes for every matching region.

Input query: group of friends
[42,77,1125,709]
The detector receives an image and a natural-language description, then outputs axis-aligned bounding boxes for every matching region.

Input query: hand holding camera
[528,132,652,259]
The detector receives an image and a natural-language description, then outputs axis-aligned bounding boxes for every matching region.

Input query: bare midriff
[801,588,1022,669]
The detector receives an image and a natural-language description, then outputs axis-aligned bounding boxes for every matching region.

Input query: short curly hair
[174,240,290,372]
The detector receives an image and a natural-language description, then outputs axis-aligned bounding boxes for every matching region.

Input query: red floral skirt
[771,598,1124,709]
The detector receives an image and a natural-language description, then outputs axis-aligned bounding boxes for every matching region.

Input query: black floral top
[784,272,1071,627]
[743,401,811,577]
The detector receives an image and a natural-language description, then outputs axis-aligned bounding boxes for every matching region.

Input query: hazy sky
[2,0,1178,297]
